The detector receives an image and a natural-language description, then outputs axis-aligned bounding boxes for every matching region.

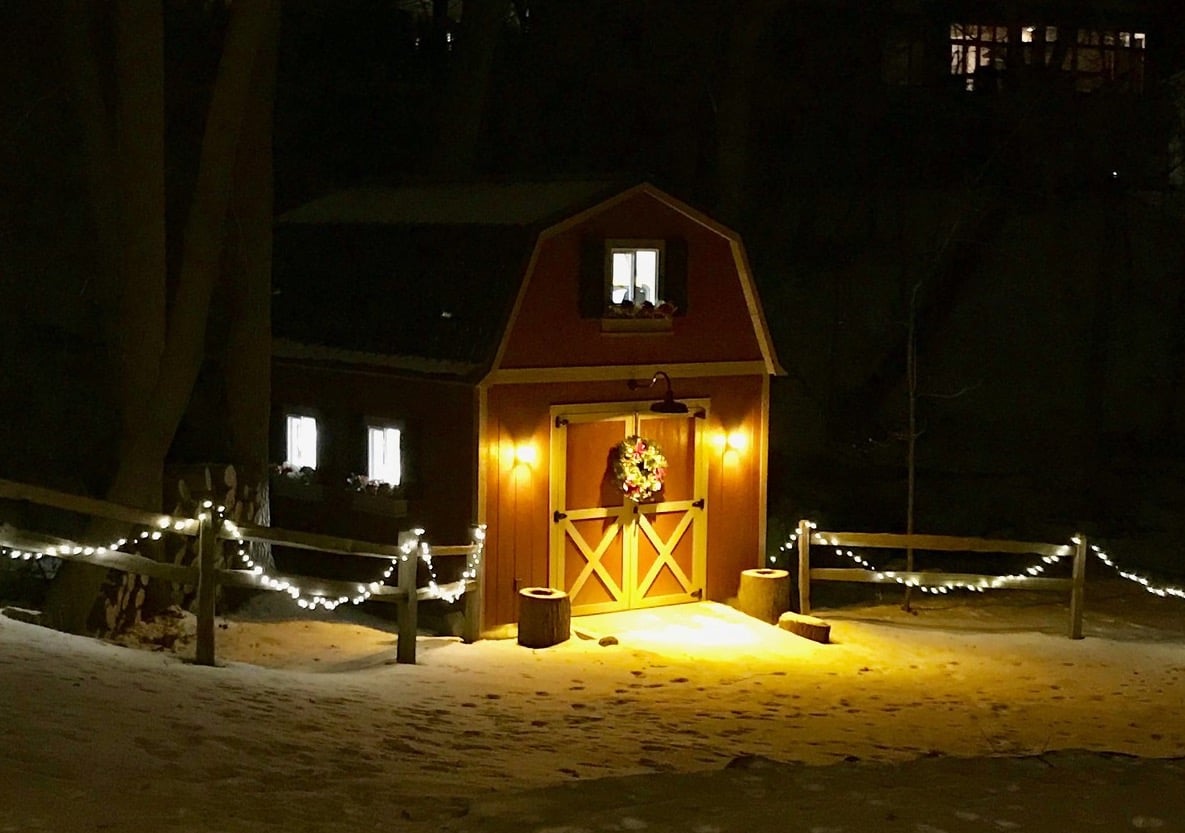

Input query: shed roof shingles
[272,181,627,373]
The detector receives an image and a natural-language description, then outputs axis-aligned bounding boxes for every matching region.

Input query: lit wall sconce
[514,442,538,467]
[726,431,748,453]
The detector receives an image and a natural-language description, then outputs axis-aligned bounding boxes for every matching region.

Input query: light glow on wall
[514,442,538,467]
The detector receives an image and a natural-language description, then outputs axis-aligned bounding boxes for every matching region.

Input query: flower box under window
[350,492,409,517]
[271,476,324,502]
[601,316,673,334]
[580,236,688,324]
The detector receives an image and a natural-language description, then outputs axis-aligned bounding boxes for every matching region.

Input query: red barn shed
[272,181,783,632]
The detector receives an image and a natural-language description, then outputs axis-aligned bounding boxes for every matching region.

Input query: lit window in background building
[950,23,1145,93]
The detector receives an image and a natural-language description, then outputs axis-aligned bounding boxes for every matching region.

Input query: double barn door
[550,404,707,615]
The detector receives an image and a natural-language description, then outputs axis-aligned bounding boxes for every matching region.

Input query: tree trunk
[777,611,831,643]
[223,0,278,570]
[714,0,784,226]
[737,568,790,624]
[428,0,511,178]
[43,1,276,635]
[517,587,571,648]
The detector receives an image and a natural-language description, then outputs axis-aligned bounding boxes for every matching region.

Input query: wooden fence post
[1069,533,1087,639]
[195,511,222,666]
[461,534,483,644]
[797,519,812,614]
[397,548,418,664]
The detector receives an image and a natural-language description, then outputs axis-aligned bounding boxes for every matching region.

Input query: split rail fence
[794,520,1088,639]
[0,477,482,665]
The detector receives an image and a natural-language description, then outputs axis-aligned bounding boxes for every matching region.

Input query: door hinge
[690,588,703,599]
[553,510,568,523]
[692,498,705,509]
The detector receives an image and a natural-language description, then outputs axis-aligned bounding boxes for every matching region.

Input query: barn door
[550,406,706,616]
[631,410,706,609]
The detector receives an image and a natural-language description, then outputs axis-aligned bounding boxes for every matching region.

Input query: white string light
[419,524,486,604]
[3,502,485,616]
[1090,542,1185,599]
[231,520,486,611]
[771,520,1185,601]
[821,538,1069,592]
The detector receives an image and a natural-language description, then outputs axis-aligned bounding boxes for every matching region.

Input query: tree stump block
[777,611,831,644]
[737,568,790,624]
[517,587,571,649]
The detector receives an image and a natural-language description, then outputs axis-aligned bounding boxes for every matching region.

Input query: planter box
[270,478,324,502]
[350,492,408,517]
[600,317,673,334]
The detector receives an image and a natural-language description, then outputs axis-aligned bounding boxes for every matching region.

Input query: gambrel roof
[273,180,782,379]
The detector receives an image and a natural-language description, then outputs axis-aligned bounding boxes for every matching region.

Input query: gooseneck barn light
[628,370,689,414]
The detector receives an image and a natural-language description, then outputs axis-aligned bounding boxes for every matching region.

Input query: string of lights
[2,501,485,612]
[767,521,1185,600]
[1,511,193,566]
[421,524,486,604]
[1089,541,1185,599]
[819,540,1068,593]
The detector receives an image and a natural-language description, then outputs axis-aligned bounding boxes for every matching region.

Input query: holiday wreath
[613,435,668,503]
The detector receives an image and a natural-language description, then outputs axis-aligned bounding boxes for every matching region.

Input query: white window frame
[605,239,664,309]
[367,424,402,487]
[285,414,318,470]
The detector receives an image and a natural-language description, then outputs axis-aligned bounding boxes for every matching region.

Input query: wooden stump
[737,568,790,624]
[517,587,571,649]
[777,611,831,644]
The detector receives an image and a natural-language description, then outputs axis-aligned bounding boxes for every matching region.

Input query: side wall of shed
[271,361,478,546]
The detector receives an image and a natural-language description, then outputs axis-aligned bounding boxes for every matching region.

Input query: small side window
[286,414,318,469]
[367,425,402,486]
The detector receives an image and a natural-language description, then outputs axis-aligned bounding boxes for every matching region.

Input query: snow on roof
[272,338,480,378]
[272,222,531,364]
[277,180,625,227]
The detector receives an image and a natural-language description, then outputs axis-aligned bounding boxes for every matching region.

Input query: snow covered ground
[1,582,1183,832]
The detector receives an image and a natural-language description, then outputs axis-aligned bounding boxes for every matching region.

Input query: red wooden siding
[481,375,768,628]
[272,361,477,542]
[497,191,766,370]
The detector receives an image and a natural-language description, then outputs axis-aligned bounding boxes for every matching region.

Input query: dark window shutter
[579,236,605,318]
[664,237,688,315]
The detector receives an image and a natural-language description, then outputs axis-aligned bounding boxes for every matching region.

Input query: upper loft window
[286,414,318,470]
[367,425,402,487]
[580,236,687,322]
[609,243,662,307]
[950,23,1146,93]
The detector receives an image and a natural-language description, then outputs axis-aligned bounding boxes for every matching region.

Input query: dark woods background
[3,1,1185,578]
